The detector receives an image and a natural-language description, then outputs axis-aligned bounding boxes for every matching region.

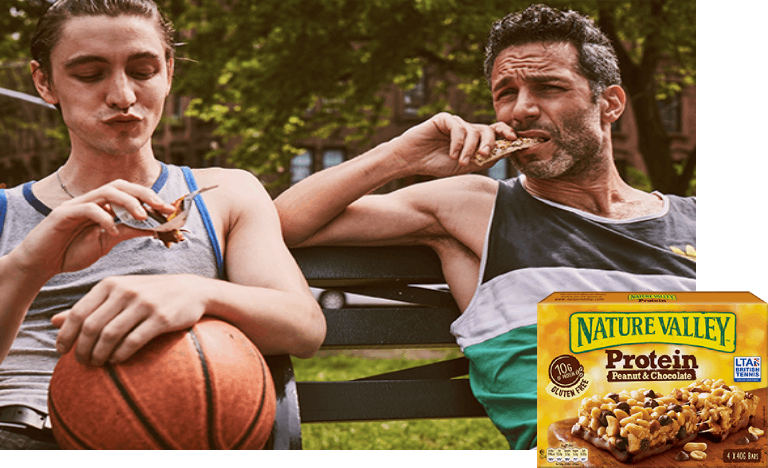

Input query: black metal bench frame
[264,246,488,450]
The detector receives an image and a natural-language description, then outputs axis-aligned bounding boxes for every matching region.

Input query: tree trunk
[597,0,694,195]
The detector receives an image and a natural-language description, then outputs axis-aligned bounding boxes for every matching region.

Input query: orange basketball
[48,318,276,449]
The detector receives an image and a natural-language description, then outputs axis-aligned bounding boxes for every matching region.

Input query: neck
[58,151,161,196]
[522,164,663,220]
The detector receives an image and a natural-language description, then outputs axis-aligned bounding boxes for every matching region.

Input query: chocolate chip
[735,436,750,445]
[676,427,687,439]
[722,385,731,391]
[644,389,657,399]
[615,437,628,451]
[644,398,659,408]
[690,387,704,393]
[659,415,672,426]
[748,432,759,442]
[675,451,690,461]
[640,438,650,450]
[617,402,631,413]
[746,392,754,399]
[598,409,615,427]
[606,392,620,402]
[650,420,661,434]
[667,404,683,413]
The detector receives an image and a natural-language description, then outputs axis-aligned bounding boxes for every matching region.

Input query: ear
[600,85,626,124]
[30,60,60,106]
[165,57,174,96]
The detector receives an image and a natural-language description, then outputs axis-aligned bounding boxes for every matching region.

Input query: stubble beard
[510,111,603,181]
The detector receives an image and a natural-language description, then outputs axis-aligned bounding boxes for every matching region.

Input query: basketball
[47,317,276,449]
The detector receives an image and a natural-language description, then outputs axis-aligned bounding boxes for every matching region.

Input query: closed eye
[130,70,158,80]
[74,73,104,82]
[495,88,518,100]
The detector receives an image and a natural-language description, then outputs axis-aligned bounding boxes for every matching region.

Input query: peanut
[689,450,707,460]
[749,426,765,437]
[683,442,707,452]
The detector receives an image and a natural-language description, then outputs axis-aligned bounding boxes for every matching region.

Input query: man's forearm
[0,252,52,364]
[275,140,409,247]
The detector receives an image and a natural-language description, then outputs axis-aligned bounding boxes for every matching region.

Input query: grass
[292,350,509,450]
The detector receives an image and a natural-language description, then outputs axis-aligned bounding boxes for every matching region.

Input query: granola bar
[571,380,762,462]
[473,138,544,165]
[676,379,760,442]
[571,388,698,463]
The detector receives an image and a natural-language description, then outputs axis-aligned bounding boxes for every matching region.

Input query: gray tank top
[0,163,222,413]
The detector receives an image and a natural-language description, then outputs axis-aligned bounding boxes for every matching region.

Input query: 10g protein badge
[537,292,767,467]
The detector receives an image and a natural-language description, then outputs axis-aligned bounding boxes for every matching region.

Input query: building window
[290,150,313,185]
[658,94,682,133]
[172,95,185,119]
[290,148,346,185]
[403,74,426,117]
[322,149,344,169]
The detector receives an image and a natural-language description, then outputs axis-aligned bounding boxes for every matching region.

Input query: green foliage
[169,0,531,180]
[168,0,695,189]
[0,1,50,61]
[0,0,696,191]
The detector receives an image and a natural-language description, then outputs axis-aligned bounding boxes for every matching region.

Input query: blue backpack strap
[0,188,7,239]
[180,166,225,279]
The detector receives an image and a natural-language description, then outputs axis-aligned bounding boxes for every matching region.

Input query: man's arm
[0,182,174,364]
[200,168,326,358]
[276,113,512,248]
[52,169,326,366]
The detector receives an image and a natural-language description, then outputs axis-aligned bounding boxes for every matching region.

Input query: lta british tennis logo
[734,356,761,382]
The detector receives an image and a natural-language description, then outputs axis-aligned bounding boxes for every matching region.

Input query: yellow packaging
[537,292,767,467]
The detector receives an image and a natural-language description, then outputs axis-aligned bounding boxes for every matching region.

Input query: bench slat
[296,380,487,422]
[292,246,445,284]
[274,245,488,449]
[354,357,470,381]
[322,307,459,348]
[339,284,455,308]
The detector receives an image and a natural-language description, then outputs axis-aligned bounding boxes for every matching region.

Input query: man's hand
[11,180,174,279]
[52,274,208,367]
[388,113,517,177]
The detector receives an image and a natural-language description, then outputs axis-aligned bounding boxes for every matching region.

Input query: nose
[106,71,136,111]
[510,88,540,127]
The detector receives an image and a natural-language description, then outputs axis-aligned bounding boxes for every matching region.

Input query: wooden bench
[264,246,488,449]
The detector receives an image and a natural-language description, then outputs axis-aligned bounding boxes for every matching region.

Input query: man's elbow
[288,299,326,359]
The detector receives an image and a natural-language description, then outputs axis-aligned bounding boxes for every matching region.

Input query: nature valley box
[537,292,767,467]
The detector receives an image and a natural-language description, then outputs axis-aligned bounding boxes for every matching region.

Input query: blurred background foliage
[1,0,695,194]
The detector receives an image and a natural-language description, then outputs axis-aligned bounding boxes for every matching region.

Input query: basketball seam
[106,363,175,449]
[48,392,95,449]
[189,328,217,449]
[232,352,268,449]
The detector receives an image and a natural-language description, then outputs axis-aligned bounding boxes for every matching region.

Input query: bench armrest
[264,355,302,449]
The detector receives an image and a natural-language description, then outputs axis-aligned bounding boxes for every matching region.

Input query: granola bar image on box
[676,378,760,442]
[571,388,698,463]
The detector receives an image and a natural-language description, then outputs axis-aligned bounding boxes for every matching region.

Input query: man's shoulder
[188,167,272,226]
[412,173,500,195]
[190,167,259,184]
[398,174,500,214]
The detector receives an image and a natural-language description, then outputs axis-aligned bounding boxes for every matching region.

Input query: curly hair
[484,4,621,101]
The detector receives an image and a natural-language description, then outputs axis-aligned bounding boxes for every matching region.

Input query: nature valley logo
[628,294,677,301]
[569,312,736,354]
